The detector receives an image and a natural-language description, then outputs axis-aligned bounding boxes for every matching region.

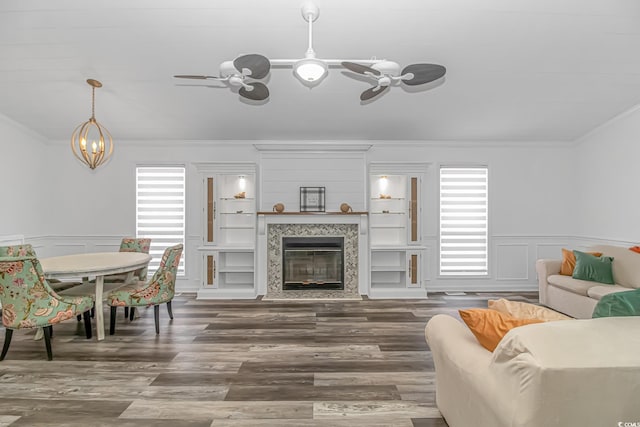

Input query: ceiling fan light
[293,58,328,87]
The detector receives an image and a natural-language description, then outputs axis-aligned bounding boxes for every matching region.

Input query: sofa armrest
[535,259,561,306]
[425,315,503,426]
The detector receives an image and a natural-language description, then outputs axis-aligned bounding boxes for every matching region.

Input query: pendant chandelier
[70,79,113,170]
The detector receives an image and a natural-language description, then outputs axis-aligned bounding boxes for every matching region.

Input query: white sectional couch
[536,244,640,318]
[425,314,640,427]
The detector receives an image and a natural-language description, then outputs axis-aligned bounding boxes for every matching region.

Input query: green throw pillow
[572,250,614,284]
[592,289,640,318]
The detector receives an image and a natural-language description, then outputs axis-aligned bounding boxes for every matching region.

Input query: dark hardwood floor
[0,292,537,426]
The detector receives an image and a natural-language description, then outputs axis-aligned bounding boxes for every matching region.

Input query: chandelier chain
[91,86,96,119]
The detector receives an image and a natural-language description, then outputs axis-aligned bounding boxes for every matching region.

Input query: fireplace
[260,220,363,300]
[282,236,344,290]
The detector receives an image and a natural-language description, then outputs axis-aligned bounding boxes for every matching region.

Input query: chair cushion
[547,274,598,297]
[107,281,165,307]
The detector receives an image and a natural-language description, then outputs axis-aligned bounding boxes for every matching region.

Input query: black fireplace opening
[282,236,344,290]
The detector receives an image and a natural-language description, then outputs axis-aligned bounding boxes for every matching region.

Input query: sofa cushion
[590,245,640,288]
[572,250,614,284]
[459,309,543,352]
[547,274,597,296]
[488,298,572,321]
[560,248,602,276]
[586,284,630,300]
[592,289,640,318]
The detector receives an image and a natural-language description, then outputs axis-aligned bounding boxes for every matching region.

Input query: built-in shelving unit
[368,163,427,298]
[195,162,257,299]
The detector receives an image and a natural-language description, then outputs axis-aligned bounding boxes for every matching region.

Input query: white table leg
[95,275,105,341]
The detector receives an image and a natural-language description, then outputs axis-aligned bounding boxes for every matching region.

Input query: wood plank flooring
[0,292,537,426]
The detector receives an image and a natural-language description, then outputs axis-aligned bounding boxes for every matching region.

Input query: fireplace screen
[282,237,344,290]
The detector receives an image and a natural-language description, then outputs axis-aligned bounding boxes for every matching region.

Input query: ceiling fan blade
[234,54,271,79]
[341,62,381,76]
[174,75,222,80]
[239,82,269,101]
[360,85,389,101]
[400,64,446,86]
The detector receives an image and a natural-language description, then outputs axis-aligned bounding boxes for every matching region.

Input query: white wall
[259,148,367,212]
[0,114,48,238]
[37,139,575,292]
[574,108,640,245]
[368,143,576,291]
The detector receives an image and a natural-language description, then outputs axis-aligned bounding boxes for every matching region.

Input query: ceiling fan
[173,1,446,102]
[174,54,271,101]
[341,61,447,101]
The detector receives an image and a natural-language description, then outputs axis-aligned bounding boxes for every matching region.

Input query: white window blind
[136,166,185,276]
[439,167,488,276]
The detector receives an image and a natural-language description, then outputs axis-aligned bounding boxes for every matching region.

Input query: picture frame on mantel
[300,187,325,212]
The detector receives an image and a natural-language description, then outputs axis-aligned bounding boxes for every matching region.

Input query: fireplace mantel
[255,212,369,298]
[257,211,368,215]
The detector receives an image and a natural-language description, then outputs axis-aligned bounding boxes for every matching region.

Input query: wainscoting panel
[0,234,24,245]
[427,236,573,293]
[495,243,529,281]
[25,234,632,296]
[535,243,566,260]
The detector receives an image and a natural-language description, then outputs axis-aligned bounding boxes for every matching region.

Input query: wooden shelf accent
[257,211,368,215]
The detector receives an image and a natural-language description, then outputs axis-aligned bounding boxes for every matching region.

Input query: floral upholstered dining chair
[0,256,94,361]
[115,238,152,282]
[107,244,182,335]
[0,244,80,292]
[82,238,151,320]
[114,238,151,320]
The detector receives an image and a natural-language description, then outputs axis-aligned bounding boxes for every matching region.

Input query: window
[439,166,488,276]
[136,166,185,276]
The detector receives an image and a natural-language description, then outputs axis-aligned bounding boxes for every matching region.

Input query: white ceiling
[2,0,640,142]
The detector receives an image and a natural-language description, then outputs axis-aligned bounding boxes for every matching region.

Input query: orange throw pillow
[459,309,544,352]
[630,246,640,254]
[560,248,602,276]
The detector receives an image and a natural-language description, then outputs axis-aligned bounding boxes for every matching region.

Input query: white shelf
[220,212,255,215]
[200,168,257,297]
[371,265,406,272]
[371,211,405,215]
[371,245,427,250]
[198,245,254,251]
[370,197,405,200]
[370,225,405,229]
[219,266,254,273]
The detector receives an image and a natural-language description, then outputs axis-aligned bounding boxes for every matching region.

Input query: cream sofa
[536,245,640,318]
[425,314,640,427]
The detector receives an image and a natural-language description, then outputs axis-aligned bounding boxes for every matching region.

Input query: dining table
[40,252,152,341]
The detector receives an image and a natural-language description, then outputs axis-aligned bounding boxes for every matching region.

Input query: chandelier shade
[70,79,113,170]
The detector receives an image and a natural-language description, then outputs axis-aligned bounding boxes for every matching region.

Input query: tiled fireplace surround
[257,213,369,299]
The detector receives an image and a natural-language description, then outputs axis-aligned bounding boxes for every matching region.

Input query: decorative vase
[340,203,353,213]
[273,203,285,213]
